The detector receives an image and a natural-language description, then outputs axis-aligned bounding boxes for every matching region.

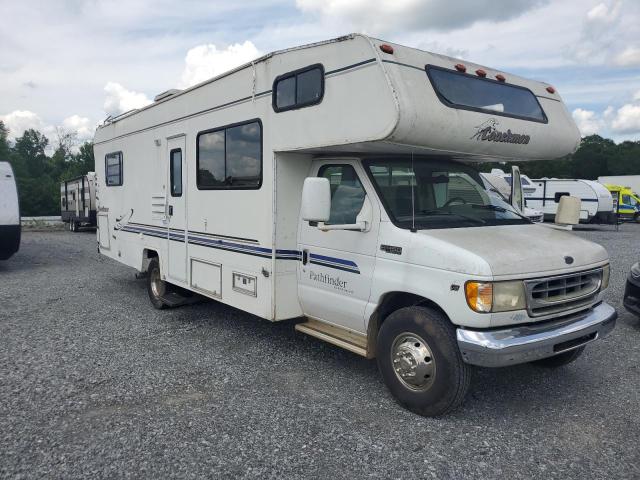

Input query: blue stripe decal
[114,223,356,272]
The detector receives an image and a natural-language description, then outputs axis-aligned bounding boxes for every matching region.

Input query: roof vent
[154,89,181,102]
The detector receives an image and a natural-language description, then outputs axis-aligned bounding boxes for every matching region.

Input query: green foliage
[1,122,95,216]
[480,135,640,180]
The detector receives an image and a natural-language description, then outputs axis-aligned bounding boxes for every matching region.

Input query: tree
[0,121,9,161]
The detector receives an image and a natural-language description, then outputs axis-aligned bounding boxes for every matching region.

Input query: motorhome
[604,184,640,222]
[60,173,97,231]
[480,172,544,222]
[94,34,616,416]
[0,161,20,260]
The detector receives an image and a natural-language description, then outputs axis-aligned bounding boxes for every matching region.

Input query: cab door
[166,135,187,284]
[297,160,380,334]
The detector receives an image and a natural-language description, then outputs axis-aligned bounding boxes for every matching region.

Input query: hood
[419,224,608,278]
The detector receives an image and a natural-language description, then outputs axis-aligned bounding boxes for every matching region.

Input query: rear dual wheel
[377,306,471,417]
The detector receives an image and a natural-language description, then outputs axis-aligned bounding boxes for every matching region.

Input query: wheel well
[366,292,449,359]
[141,249,158,273]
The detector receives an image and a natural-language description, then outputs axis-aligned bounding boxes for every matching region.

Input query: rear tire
[147,258,167,309]
[377,306,471,417]
[532,346,585,368]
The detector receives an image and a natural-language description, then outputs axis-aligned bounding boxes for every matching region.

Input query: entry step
[295,319,368,357]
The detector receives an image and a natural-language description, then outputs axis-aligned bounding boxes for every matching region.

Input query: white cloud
[0,110,49,140]
[586,1,621,22]
[62,115,94,142]
[295,0,548,33]
[179,41,261,88]
[613,46,640,67]
[610,103,640,134]
[103,82,152,117]
[572,108,603,136]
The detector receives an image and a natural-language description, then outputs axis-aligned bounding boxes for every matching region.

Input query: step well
[295,319,369,357]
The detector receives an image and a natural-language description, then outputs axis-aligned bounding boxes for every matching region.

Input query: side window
[318,165,365,225]
[273,64,324,112]
[105,152,123,186]
[622,194,631,205]
[197,120,262,189]
[170,149,182,197]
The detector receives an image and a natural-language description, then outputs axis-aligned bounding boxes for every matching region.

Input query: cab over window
[273,64,324,112]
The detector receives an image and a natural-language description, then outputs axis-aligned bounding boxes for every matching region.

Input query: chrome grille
[525,269,602,317]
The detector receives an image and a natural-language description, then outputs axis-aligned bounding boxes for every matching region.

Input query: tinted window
[197,120,262,189]
[273,65,324,112]
[170,149,182,197]
[105,152,122,186]
[198,130,225,187]
[276,76,296,109]
[297,68,323,104]
[427,66,546,122]
[319,165,365,225]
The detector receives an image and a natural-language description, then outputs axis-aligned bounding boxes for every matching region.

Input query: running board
[160,291,201,308]
[295,319,368,357]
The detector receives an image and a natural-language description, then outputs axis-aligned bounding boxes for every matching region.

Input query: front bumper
[456,302,617,367]
[624,274,640,317]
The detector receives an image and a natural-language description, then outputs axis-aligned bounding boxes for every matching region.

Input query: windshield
[364,158,530,230]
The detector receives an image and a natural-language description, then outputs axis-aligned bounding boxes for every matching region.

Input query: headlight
[465,280,526,313]
[601,264,610,288]
[630,262,640,280]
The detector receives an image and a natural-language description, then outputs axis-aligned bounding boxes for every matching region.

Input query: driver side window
[318,165,365,225]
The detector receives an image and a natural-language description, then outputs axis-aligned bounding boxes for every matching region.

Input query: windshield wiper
[469,203,530,221]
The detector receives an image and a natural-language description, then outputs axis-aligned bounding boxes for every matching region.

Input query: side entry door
[297,160,380,334]
[166,135,187,284]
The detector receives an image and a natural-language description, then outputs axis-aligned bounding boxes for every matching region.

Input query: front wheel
[634,213,640,224]
[377,306,471,417]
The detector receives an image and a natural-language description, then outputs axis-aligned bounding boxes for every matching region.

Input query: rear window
[426,65,547,123]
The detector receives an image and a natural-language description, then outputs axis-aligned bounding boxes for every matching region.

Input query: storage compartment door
[97,214,110,249]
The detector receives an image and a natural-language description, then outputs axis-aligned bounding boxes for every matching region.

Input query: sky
[1,0,639,148]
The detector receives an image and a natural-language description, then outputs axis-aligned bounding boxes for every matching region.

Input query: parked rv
[599,175,640,197]
[501,176,613,223]
[94,34,616,416]
[603,184,640,222]
[60,173,97,231]
[480,172,544,222]
[0,161,20,260]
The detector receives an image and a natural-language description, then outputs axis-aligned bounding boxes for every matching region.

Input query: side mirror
[510,165,525,213]
[555,195,580,226]
[301,177,330,222]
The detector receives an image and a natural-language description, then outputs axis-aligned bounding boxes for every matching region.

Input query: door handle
[302,249,309,265]
[168,205,173,216]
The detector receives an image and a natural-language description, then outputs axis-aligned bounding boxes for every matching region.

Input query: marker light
[495,74,506,82]
[546,86,556,94]
[465,281,527,313]
[379,44,394,54]
[455,63,467,72]
[475,69,487,77]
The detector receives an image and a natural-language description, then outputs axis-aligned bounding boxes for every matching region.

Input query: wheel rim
[150,267,165,299]
[391,333,436,391]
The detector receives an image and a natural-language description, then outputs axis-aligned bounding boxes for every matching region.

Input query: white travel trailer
[0,161,20,260]
[60,173,97,231]
[527,179,614,223]
[94,34,616,416]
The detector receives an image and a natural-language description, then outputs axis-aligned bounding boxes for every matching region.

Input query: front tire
[531,346,585,368]
[147,258,167,309]
[377,306,471,417]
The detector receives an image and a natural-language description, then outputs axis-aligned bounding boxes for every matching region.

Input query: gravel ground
[1,225,639,479]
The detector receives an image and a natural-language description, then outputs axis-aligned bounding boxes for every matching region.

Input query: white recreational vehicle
[60,173,97,231]
[0,161,20,260]
[495,170,614,223]
[94,35,616,416]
